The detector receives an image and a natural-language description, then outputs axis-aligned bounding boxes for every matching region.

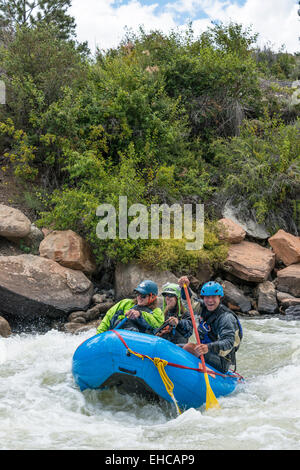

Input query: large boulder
[0,205,31,239]
[223,241,275,283]
[276,264,300,297]
[0,316,11,337]
[285,305,300,317]
[268,229,300,266]
[257,281,278,315]
[114,261,178,302]
[222,280,252,313]
[222,202,270,240]
[0,255,93,319]
[39,230,97,274]
[217,218,246,244]
[277,291,300,309]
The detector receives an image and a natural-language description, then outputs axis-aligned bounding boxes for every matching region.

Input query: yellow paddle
[183,284,220,411]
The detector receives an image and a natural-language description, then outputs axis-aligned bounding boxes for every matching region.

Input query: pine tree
[0,0,76,39]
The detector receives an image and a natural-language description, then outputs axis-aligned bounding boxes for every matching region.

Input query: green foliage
[0,24,87,127]
[0,0,76,39]
[167,46,259,142]
[101,23,261,143]
[0,118,38,179]
[1,20,299,271]
[204,22,259,58]
[212,116,300,229]
[137,223,228,274]
[253,45,298,80]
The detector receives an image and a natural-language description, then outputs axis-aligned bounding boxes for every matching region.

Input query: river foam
[0,318,299,450]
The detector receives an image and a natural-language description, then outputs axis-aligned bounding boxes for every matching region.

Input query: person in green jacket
[96,280,164,335]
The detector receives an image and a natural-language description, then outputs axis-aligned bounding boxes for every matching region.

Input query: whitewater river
[0,317,299,450]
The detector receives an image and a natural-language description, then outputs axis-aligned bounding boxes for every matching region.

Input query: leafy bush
[211,116,300,232]
[253,45,298,80]
[0,24,87,129]
[1,20,299,272]
[137,223,228,275]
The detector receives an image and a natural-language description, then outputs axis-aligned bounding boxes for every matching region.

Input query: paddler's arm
[137,307,164,330]
[96,299,133,334]
[206,313,236,357]
[176,311,194,338]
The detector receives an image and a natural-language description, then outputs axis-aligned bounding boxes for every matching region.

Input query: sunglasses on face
[162,293,177,298]
[135,292,149,299]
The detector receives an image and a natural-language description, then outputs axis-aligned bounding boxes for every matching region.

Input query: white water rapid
[0,317,299,450]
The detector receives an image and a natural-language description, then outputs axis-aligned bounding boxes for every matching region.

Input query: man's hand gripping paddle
[183,284,220,411]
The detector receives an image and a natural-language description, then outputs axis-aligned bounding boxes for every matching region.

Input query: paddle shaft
[183,284,207,372]
[115,317,128,329]
[114,305,141,330]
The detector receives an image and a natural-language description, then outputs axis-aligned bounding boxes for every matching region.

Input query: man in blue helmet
[96,280,164,334]
[178,276,242,373]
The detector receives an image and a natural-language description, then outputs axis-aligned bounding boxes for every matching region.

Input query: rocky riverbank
[0,203,300,337]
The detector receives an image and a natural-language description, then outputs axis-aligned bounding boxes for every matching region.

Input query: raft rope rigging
[111,329,244,415]
[112,329,182,415]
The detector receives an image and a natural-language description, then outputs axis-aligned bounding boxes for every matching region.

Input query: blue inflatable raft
[72,329,243,411]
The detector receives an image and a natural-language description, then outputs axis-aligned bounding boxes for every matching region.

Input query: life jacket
[110,303,154,333]
[199,305,243,370]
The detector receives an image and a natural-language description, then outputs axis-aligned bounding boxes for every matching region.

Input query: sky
[70,0,300,54]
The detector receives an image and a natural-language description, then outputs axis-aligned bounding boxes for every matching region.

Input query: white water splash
[0,318,299,450]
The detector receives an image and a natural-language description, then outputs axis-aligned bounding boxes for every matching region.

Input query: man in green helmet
[155,283,193,345]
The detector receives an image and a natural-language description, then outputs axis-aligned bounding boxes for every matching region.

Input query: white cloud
[71,0,300,53]
[199,0,300,53]
[72,0,177,51]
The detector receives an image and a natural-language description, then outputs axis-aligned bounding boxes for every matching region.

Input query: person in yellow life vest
[96,280,164,334]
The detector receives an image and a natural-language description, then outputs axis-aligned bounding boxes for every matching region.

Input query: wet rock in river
[0,316,11,337]
[222,280,252,313]
[257,281,278,315]
[0,255,93,319]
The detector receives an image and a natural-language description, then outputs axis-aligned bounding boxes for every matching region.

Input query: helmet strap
[148,293,157,305]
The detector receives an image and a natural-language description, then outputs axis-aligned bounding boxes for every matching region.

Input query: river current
[0,317,299,450]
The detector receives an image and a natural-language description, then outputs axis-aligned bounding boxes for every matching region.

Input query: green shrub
[137,223,228,274]
[0,24,87,127]
[211,116,300,231]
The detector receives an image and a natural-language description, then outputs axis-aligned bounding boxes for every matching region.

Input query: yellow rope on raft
[127,348,182,415]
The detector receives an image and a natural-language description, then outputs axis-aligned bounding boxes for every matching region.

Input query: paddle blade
[204,372,220,410]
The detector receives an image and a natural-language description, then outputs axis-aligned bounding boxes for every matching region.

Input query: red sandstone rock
[223,241,275,282]
[268,229,300,266]
[276,264,300,297]
[0,204,31,239]
[218,218,246,244]
[39,230,97,274]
